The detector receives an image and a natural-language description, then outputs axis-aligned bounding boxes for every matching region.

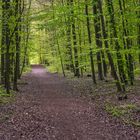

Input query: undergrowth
[105,102,140,127]
[23,66,32,74]
[0,86,15,105]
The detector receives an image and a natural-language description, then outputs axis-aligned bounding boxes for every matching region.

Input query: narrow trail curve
[0,65,139,140]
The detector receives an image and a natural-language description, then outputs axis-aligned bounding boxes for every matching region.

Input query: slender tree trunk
[106,0,126,91]
[93,1,104,80]
[119,0,134,85]
[20,26,29,77]
[20,0,31,77]
[56,39,66,77]
[66,24,75,73]
[77,0,83,77]
[1,1,6,84]
[13,0,21,91]
[85,0,96,84]
[78,27,84,77]
[63,0,75,73]
[98,0,125,93]
[70,0,80,77]
[5,0,11,94]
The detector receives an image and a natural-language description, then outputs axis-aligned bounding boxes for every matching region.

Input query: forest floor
[0,65,140,140]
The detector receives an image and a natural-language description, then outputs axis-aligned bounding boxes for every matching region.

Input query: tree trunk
[5,0,11,94]
[93,1,104,80]
[70,0,80,77]
[119,0,134,85]
[98,0,125,93]
[85,0,96,84]
[106,0,126,91]
[1,1,6,85]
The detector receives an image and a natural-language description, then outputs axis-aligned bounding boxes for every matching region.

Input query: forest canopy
[0,0,140,99]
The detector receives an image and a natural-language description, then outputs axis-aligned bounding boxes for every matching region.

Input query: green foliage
[0,86,15,105]
[105,103,137,117]
[105,103,126,117]
[0,0,139,93]
[22,66,32,74]
[134,68,140,76]
[105,102,140,128]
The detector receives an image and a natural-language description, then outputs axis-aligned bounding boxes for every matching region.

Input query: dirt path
[0,65,139,140]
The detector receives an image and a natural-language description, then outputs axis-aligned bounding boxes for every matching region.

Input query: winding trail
[0,65,139,140]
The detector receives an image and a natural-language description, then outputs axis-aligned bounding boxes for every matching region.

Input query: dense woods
[0,1,140,139]
[0,0,31,93]
[0,0,140,99]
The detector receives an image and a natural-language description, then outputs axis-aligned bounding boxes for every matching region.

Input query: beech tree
[0,0,32,93]
[0,0,139,99]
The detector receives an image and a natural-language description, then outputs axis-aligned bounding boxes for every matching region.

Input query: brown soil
[0,65,140,140]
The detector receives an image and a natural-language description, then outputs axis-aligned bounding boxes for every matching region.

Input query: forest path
[0,65,139,140]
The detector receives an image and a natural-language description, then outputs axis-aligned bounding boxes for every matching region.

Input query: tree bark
[85,0,96,84]
[98,0,125,93]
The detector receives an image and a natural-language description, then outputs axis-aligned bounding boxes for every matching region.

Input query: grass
[105,103,137,117]
[23,66,32,74]
[0,86,15,123]
[105,102,140,127]
[0,86,15,105]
